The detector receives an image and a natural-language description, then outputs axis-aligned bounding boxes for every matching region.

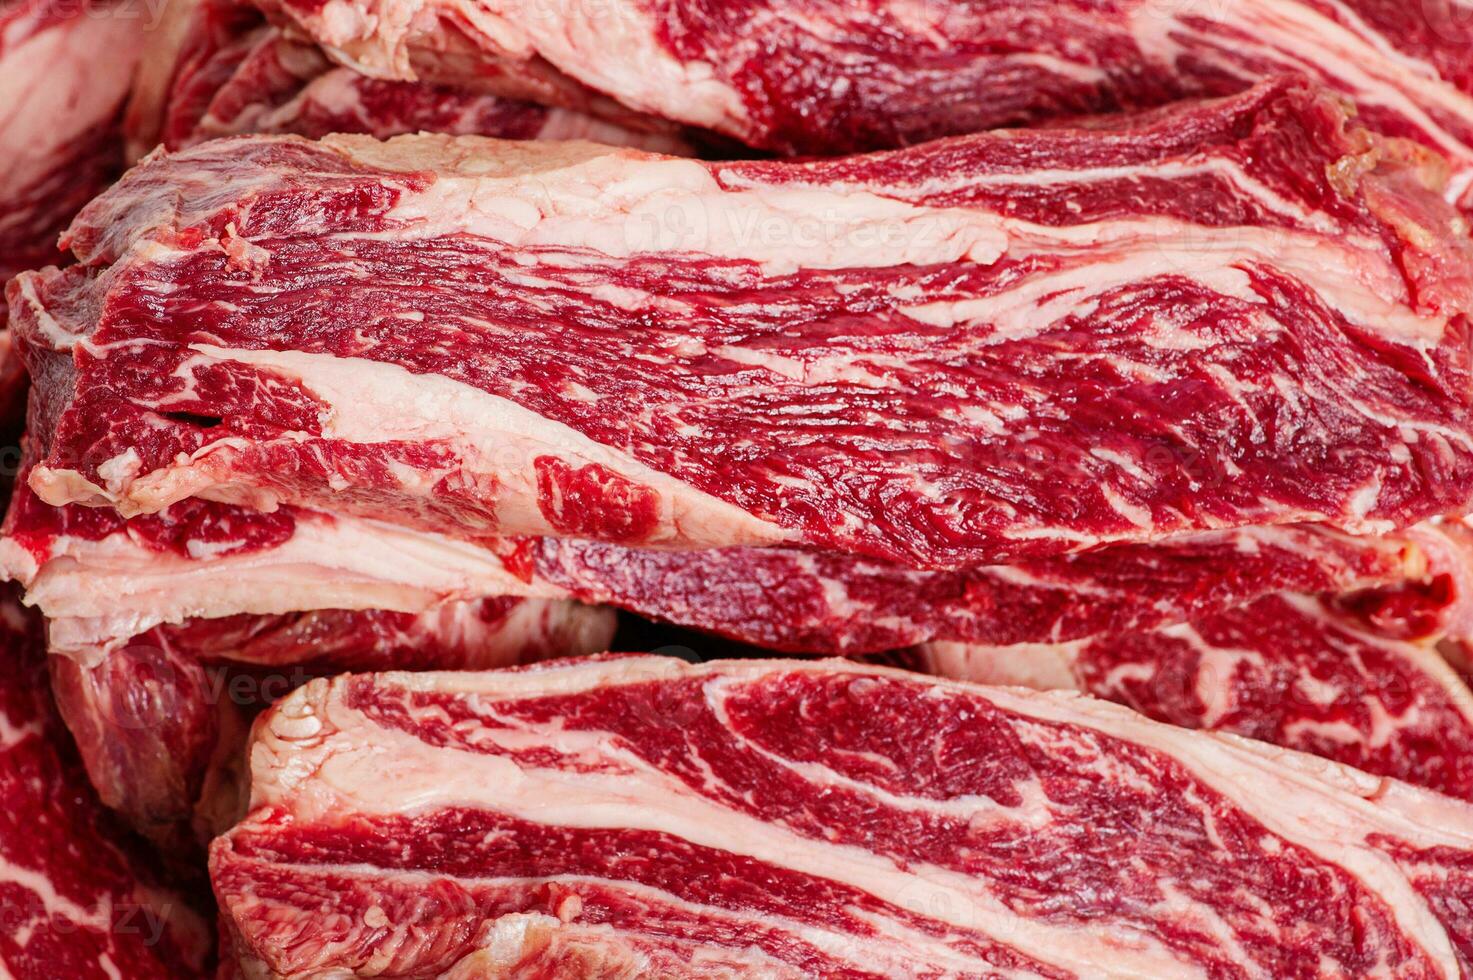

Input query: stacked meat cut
[5,0,1473,977]
[17,76,1473,787]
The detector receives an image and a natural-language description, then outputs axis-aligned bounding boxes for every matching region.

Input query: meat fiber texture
[0,0,143,311]
[0,586,212,978]
[14,80,1473,572]
[3,277,622,844]
[11,76,1473,810]
[213,655,1473,979]
[249,0,1473,204]
[0,0,143,483]
[122,0,692,161]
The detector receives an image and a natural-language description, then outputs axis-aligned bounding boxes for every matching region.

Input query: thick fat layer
[0,472,1430,658]
[0,589,211,977]
[123,0,690,161]
[914,591,1473,801]
[251,0,1473,183]
[3,495,571,661]
[215,656,1473,978]
[51,595,615,843]
[22,82,1473,568]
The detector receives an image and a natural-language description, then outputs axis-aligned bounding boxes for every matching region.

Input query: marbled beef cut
[907,588,1473,802]
[14,80,1473,570]
[212,656,1473,978]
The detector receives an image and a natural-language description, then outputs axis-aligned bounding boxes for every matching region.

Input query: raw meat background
[24,86,1473,566]
[4,1,1473,977]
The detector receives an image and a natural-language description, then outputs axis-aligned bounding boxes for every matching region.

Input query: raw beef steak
[16,81,1473,568]
[213,656,1473,978]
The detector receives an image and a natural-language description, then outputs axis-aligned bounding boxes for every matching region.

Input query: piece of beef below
[50,597,616,848]
[0,585,212,977]
[252,0,1473,209]
[122,0,693,162]
[16,80,1473,570]
[213,656,1473,979]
